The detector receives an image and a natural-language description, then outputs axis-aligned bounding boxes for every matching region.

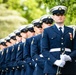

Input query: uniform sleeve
[69,31,76,60]
[23,39,30,60]
[31,37,40,61]
[41,29,57,65]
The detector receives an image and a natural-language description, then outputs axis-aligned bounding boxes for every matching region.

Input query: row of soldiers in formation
[0,13,54,75]
[0,5,76,75]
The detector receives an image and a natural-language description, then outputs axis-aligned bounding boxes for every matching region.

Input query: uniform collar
[55,23,64,33]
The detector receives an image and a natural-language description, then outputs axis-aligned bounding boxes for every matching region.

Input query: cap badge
[58,7,62,10]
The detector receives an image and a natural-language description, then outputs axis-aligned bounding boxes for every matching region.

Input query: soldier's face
[27,31,35,38]
[1,45,6,50]
[53,14,65,24]
[16,36,22,43]
[10,39,16,45]
[42,23,51,29]
[21,32,28,39]
[6,42,11,47]
[34,27,42,35]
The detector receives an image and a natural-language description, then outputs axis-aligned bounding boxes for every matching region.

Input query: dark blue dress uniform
[14,42,22,75]
[19,42,26,75]
[31,34,45,75]
[31,14,53,75]
[23,37,35,75]
[8,33,17,75]
[14,42,26,75]
[5,46,12,75]
[41,25,76,75]
[10,44,18,75]
[0,48,6,75]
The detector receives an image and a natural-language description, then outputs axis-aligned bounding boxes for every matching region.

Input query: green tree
[41,0,76,25]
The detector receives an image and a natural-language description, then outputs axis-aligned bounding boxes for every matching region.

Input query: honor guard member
[14,29,22,43]
[13,30,22,75]
[18,26,28,75]
[32,19,42,35]
[19,25,28,75]
[41,5,76,75]
[0,39,7,75]
[22,24,36,75]
[5,36,12,47]
[9,33,16,45]
[20,25,28,42]
[26,24,35,38]
[31,14,53,75]
[9,33,17,75]
[5,37,12,75]
[23,20,42,75]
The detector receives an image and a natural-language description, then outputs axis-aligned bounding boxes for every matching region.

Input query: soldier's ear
[52,15,55,21]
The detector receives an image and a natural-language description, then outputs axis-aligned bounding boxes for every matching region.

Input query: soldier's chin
[56,22,63,24]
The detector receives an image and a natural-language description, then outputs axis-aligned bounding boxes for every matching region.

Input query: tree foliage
[0,0,76,38]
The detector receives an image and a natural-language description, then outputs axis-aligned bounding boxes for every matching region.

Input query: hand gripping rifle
[56,50,65,75]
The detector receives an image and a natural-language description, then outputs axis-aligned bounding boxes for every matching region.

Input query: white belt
[39,54,43,57]
[50,48,71,52]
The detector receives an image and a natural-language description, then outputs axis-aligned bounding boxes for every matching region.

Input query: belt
[50,48,71,52]
[39,54,43,57]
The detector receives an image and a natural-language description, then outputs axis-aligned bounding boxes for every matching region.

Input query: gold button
[48,58,50,60]
[61,43,63,45]
[61,37,63,39]
[17,66,19,68]
[36,58,38,61]
[22,65,24,67]
[2,70,4,72]
[6,68,8,70]
[29,63,31,65]
[13,67,14,69]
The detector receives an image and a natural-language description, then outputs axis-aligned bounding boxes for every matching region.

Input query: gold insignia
[48,16,51,19]
[24,42,25,46]
[58,7,62,10]
[12,46,14,52]
[1,51,3,55]
[6,49,8,53]
[31,38,34,45]
[18,45,20,51]
[69,32,73,40]
[39,20,42,23]
[42,32,44,38]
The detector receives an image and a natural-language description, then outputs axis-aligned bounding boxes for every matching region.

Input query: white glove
[60,54,71,61]
[54,60,65,67]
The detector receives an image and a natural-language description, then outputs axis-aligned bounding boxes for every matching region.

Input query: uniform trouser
[10,70,15,75]
[33,65,45,75]
[14,69,21,75]
[5,70,10,75]
[25,63,34,75]
[1,71,5,75]
[21,69,26,75]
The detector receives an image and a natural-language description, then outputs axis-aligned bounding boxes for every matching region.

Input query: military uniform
[41,23,76,75]
[0,48,6,75]
[14,42,22,75]
[0,39,7,75]
[23,37,35,75]
[31,34,45,75]
[9,46,15,75]
[5,46,12,75]
[31,14,53,75]
[41,5,76,75]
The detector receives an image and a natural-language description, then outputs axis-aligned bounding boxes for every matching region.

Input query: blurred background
[0,0,76,38]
